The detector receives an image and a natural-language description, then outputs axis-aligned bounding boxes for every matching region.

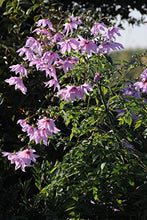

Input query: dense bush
[0,3,147,220]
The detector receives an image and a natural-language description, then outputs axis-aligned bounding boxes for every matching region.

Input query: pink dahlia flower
[5,77,27,94]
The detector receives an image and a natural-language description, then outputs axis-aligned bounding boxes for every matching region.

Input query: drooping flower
[51,33,64,44]
[40,65,57,80]
[17,47,36,61]
[98,41,124,54]
[104,26,121,40]
[32,28,52,39]
[2,149,39,172]
[44,79,60,91]
[36,19,56,32]
[55,57,79,73]
[91,22,106,37]
[42,51,60,65]
[17,119,28,132]
[78,35,97,55]
[5,77,27,94]
[80,83,93,95]
[37,117,60,136]
[57,83,93,102]
[9,64,28,78]
[57,38,79,55]
[25,37,42,56]
[17,149,39,165]
[62,15,82,37]
[134,68,147,93]
[57,85,84,102]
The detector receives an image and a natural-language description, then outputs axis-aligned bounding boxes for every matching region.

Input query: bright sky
[116,10,147,50]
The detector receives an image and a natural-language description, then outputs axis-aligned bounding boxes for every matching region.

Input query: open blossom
[29,56,57,79]
[40,64,57,80]
[25,37,42,56]
[91,22,106,37]
[57,85,84,102]
[2,149,39,172]
[80,83,93,95]
[57,38,79,55]
[98,41,124,54]
[104,26,121,40]
[17,119,28,132]
[57,83,93,102]
[62,15,82,37]
[55,57,79,73]
[134,68,147,93]
[5,77,27,94]
[36,19,56,32]
[51,33,64,44]
[33,28,52,39]
[17,47,36,61]
[44,79,60,91]
[9,64,28,78]
[78,35,97,55]
[37,117,60,135]
[42,51,60,65]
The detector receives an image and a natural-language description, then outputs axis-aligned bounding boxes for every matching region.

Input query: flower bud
[94,73,101,82]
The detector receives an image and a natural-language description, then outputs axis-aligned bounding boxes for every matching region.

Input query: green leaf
[135,120,142,129]
[0,0,5,7]
[101,162,106,171]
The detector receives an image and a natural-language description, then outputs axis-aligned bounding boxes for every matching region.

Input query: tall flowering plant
[1,10,147,218]
[3,13,126,170]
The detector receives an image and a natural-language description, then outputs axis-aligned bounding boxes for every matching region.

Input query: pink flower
[94,73,101,82]
[134,69,147,93]
[51,33,64,44]
[55,57,79,73]
[80,83,93,95]
[33,28,52,39]
[57,38,79,55]
[17,149,39,164]
[17,119,28,132]
[2,149,39,172]
[29,57,57,79]
[62,16,81,37]
[38,128,53,145]
[40,65,57,80]
[58,85,84,102]
[91,22,106,37]
[5,77,27,94]
[134,81,147,93]
[42,51,60,65]
[78,35,97,55]
[98,41,124,54]
[104,26,121,40]
[57,83,93,102]
[140,68,147,82]
[36,19,56,32]
[17,47,36,61]
[9,64,28,78]
[44,79,60,91]
[37,117,60,135]
[25,37,42,56]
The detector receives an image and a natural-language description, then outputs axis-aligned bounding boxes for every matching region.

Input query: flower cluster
[5,16,123,96]
[3,15,125,171]
[17,117,60,145]
[2,149,39,172]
